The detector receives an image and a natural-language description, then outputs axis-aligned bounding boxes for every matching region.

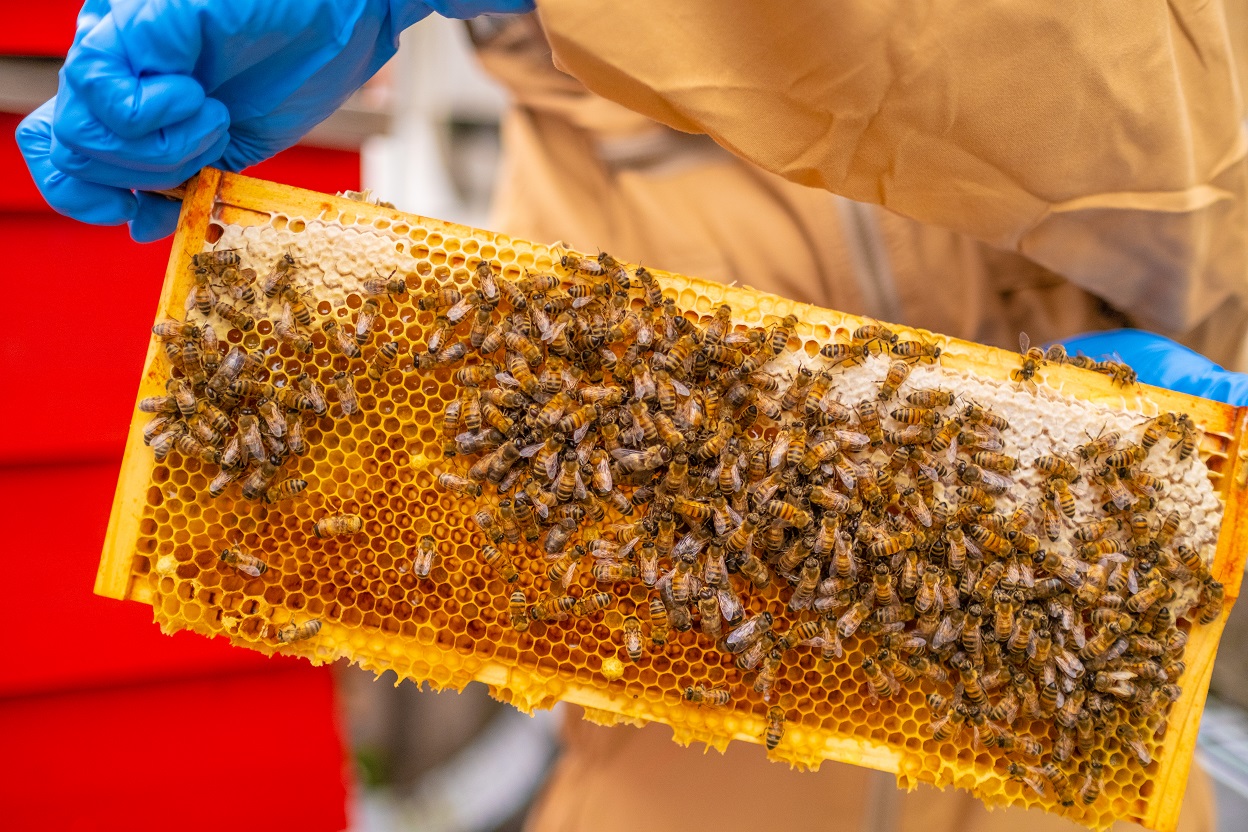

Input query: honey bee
[219,547,268,577]
[726,611,774,654]
[684,684,731,707]
[1073,428,1119,462]
[192,248,241,272]
[257,252,296,298]
[1011,332,1046,389]
[212,300,254,332]
[313,512,362,539]
[560,252,605,277]
[617,615,644,661]
[591,562,638,582]
[853,323,898,351]
[1197,578,1225,624]
[400,534,436,579]
[929,703,968,742]
[1093,464,1134,510]
[1078,754,1105,806]
[364,270,409,298]
[964,401,1009,431]
[764,706,786,750]
[890,407,940,426]
[364,341,399,381]
[322,320,362,358]
[1105,443,1148,469]
[481,543,520,583]
[167,377,197,417]
[892,339,942,364]
[498,590,529,633]
[277,619,322,644]
[1093,357,1139,387]
[862,656,900,701]
[264,478,308,504]
[353,298,380,346]
[574,592,613,617]
[765,500,812,529]
[186,267,218,317]
[207,466,242,497]
[648,597,671,645]
[970,451,1018,472]
[140,395,178,415]
[819,342,869,368]
[530,594,576,622]
[333,372,359,416]
[877,361,911,400]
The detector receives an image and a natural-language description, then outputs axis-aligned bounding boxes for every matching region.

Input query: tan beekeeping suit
[464,3,1238,829]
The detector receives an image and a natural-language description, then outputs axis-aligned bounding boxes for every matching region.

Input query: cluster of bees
[142,242,1225,810]
[422,253,1224,808]
[141,249,402,644]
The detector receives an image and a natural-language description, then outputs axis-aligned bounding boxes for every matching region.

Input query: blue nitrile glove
[1060,329,1248,406]
[15,0,533,242]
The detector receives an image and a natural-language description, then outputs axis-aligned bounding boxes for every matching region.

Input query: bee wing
[494,372,519,388]
[541,320,567,343]
[768,433,790,470]
[543,452,560,481]
[833,460,857,492]
[519,442,546,458]
[964,537,986,561]
[674,532,708,559]
[725,619,760,652]
[618,536,640,559]
[716,588,744,624]
[978,469,1015,491]
[932,615,961,650]
[941,434,960,465]
[1054,650,1084,678]
[671,378,691,397]
[1019,332,1031,354]
[572,421,592,444]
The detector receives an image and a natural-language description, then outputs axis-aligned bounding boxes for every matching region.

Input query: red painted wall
[0,34,361,825]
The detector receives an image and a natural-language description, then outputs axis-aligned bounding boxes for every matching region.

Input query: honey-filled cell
[98,170,1247,832]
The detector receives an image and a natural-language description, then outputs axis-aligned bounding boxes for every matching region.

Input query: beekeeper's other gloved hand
[15,0,533,242]
[1060,329,1248,406]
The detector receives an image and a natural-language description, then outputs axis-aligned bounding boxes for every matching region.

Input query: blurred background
[3,8,1248,832]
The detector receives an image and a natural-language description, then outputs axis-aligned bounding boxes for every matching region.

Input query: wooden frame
[97,169,1248,832]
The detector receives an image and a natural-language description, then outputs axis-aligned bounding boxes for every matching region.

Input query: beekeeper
[18,2,1248,830]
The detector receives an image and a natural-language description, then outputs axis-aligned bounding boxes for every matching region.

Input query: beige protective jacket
[465,4,1237,829]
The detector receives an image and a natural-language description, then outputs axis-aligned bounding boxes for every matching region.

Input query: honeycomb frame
[96,168,1248,832]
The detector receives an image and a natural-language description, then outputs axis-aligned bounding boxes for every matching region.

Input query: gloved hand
[1060,329,1248,406]
[16,0,534,242]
